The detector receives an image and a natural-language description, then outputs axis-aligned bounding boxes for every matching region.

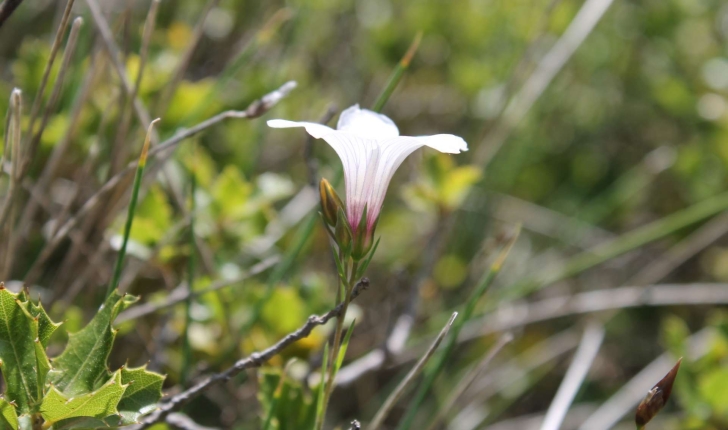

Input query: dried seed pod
[635,358,682,428]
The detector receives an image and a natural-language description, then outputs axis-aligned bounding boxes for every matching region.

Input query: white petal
[266,119,335,139]
[415,134,469,154]
[336,104,399,139]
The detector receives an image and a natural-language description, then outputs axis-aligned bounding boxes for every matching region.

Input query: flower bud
[635,358,681,428]
[319,178,344,227]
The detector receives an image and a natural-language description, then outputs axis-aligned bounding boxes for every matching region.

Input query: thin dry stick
[17,44,102,241]
[116,256,280,323]
[165,413,220,430]
[129,279,370,429]
[0,89,22,280]
[539,322,605,430]
[23,81,297,280]
[368,312,458,430]
[154,0,222,115]
[24,16,83,176]
[577,328,714,430]
[25,0,75,140]
[475,0,616,166]
[112,0,161,171]
[459,283,728,340]
[0,89,22,228]
[426,333,514,430]
[452,329,581,424]
[628,210,728,285]
[0,0,24,29]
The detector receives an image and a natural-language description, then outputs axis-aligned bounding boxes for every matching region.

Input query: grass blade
[107,118,160,297]
[371,31,423,113]
[181,144,197,387]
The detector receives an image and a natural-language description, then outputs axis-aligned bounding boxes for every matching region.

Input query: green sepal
[331,248,347,285]
[355,237,380,279]
[0,398,18,430]
[40,369,127,428]
[334,207,352,257]
[351,205,375,260]
[48,290,138,397]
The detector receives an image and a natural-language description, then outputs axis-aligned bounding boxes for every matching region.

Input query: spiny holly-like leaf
[115,365,165,425]
[40,369,127,429]
[0,397,18,430]
[0,286,53,414]
[22,299,61,348]
[48,291,138,397]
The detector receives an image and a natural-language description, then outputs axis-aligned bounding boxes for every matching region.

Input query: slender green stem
[316,259,358,430]
[371,32,423,113]
[107,119,160,297]
[181,148,197,387]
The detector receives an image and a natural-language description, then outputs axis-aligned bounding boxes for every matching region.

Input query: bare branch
[166,413,220,430]
[539,322,605,430]
[460,283,728,341]
[0,0,24,29]
[25,0,75,138]
[129,278,369,429]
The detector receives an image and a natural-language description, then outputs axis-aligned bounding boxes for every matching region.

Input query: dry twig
[128,278,370,429]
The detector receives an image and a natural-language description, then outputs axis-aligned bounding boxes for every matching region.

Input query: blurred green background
[2,0,728,428]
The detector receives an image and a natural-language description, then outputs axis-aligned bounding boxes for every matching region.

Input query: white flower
[267,104,468,235]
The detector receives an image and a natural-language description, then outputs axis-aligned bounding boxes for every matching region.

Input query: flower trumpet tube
[269,104,468,258]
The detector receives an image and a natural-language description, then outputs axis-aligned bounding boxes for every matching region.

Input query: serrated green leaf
[0,287,50,414]
[48,291,138,397]
[22,300,61,348]
[41,370,127,428]
[115,365,164,425]
[0,397,18,429]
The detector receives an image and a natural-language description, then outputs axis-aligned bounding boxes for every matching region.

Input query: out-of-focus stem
[317,260,358,430]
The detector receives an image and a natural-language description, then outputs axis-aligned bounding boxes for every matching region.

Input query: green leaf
[335,320,356,373]
[48,291,138,396]
[22,300,61,348]
[41,370,127,428]
[0,286,52,414]
[356,237,380,279]
[314,342,329,428]
[115,365,165,425]
[0,398,18,430]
